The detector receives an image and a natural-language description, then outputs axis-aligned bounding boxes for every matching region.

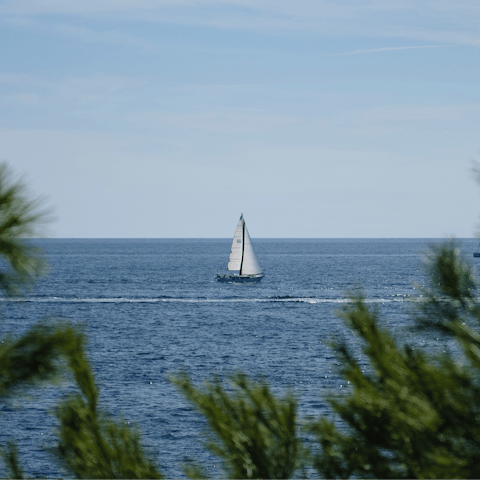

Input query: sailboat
[216,214,264,283]
[474,243,480,257]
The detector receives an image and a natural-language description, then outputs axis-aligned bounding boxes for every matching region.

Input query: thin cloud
[324,44,455,56]
[125,111,301,135]
[0,72,145,93]
[5,16,153,50]
[357,103,480,122]
[2,1,480,48]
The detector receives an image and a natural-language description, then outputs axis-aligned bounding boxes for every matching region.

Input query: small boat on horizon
[216,214,264,283]
[474,243,480,257]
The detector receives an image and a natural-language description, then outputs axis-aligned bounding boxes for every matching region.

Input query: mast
[239,217,245,275]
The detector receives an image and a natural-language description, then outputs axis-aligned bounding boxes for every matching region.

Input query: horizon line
[29,237,477,240]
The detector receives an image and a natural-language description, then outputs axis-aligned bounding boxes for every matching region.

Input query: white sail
[217,214,264,282]
[227,215,244,271]
[240,225,263,275]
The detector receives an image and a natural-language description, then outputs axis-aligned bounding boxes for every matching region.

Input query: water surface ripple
[0,238,476,478]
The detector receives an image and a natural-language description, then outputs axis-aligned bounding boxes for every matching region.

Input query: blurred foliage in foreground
[54,325,162,479]
[172,373,302,479]
[175,242,480,479]
[0,163,49,295]
[309,241,480,479]
[3,160,480,478]
[0,163,162,478]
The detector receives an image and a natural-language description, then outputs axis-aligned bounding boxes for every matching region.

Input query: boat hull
[216,274,264,283]
[474,253,480,257]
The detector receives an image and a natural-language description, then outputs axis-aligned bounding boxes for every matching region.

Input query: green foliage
[311,240,480,479]
[0,163,50,295]
[172,372,301,479]
[0,162,161,479]
[55,327,163,479]
[0,320,83,476]
[0,321,78,398]
[0,316,162,479]
[3,442,24,479]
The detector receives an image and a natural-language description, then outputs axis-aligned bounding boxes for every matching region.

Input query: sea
[0,238,478,478]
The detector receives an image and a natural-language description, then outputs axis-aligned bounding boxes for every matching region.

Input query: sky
[1,0,480,238]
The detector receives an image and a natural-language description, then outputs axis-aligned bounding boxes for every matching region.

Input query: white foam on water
[0,296,415,304]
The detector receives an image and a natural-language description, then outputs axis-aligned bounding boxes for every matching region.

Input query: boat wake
[1,295,413,304]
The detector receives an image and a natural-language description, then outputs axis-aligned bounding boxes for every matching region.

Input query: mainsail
[227,215,244,271]
[227,214,263,275]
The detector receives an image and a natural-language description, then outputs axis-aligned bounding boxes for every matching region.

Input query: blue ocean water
[0,238,478,478]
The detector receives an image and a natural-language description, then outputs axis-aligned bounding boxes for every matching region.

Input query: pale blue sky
[1,1,480,237]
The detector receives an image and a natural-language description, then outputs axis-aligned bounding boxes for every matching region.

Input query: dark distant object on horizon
[216,214,264,283]
[474,243,480,257]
